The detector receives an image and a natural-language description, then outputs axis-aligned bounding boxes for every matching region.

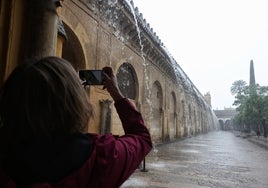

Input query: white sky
[133,0,268,110]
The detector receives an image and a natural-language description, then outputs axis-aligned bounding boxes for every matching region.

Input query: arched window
[116,63,137,100]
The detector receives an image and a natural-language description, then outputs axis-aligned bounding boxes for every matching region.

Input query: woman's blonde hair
[0,56,92,145]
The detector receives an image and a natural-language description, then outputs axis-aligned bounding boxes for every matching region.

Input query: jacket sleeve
[92,98,152,188]
[0,168,16,188]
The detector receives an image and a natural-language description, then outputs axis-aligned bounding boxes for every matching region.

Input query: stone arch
[200,111,204,132]
[169,91,177,139]
[188,103,192,136]
[188,104,192,120]
[116,63,138,100]
[219,119,224,130]
[225,119,232,130]
[181,99,186,136]
[61,22,86,70]
[151,81,163,142]
[193,107,197,135]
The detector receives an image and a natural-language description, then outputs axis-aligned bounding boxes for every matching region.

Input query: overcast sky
[132,0,268,110]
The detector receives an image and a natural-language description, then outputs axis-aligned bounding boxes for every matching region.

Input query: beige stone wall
[57,0,219,143]
[0,0,25,83]
[0,0,218,145]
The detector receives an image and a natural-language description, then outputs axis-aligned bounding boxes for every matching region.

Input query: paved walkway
[121,131,268,188]
[234,131,268,150]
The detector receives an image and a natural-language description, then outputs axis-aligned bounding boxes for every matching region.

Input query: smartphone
[78,70,104,85]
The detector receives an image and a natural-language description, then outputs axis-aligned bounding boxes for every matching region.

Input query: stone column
[160,107,165,141]
[174,112,178,138]
[22,0,59,59]
[100,99,113,134]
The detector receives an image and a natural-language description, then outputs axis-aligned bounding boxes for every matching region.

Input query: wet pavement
[121,131,268,188]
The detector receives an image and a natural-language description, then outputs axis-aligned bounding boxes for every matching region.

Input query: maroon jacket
[0,98,152,188]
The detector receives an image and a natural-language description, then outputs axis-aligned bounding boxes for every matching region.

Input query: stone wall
[0,0,219,144]
[57,0,219,143]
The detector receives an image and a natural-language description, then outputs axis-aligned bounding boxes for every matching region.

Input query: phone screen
[79,70,103,85]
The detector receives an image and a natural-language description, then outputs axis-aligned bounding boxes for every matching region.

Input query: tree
[231,81,248,130]
[231,80,247,95]
[231,81,268,133]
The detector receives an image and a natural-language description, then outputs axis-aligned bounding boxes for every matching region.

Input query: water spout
[125,0,153,127]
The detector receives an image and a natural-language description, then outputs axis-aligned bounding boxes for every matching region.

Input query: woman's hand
[102,67,124,101]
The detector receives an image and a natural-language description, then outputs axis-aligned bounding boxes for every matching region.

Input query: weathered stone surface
[59,0,219,143]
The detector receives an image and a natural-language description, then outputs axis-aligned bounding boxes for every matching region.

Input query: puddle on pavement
[149,162,166,168]
[183,143,209,147]
[121,177,148,187]
[180,149,200,153]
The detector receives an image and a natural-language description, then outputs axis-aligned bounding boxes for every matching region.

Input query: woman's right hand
[102,67,124,101]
